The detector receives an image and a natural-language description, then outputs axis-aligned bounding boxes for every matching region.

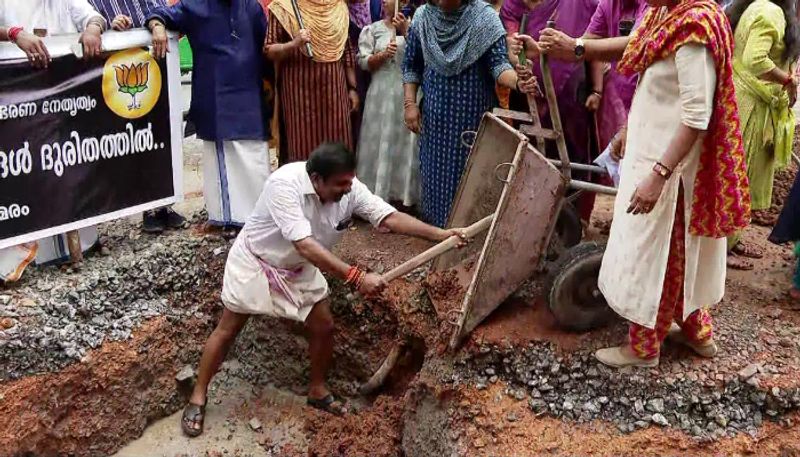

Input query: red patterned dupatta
[618,0,751,238]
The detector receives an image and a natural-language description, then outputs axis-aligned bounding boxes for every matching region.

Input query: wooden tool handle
[380,214,494,283]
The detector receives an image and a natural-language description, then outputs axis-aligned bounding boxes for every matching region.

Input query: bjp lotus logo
[115,62,150,110]
[102,48,162,119]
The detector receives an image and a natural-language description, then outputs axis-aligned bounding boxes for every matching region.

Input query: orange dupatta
[268,0,350,63]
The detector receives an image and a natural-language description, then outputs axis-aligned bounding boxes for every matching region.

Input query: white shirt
[0,0,105,35]
[244,162,397,269]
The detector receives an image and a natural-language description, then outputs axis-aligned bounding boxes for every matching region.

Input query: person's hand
[515,63,532,80]
[293,28,312,51]
[517,75,540,96]
[539,28,578,61]
[111,14,133,31]
[785,75,798,107]
[15,31,50,68]
[507,33,540,61]
[79,26,103,60]
[610,125,627,161]
[514,64,541,96]
[439,228,469,247]
[384,41,398,59]
[392,12,410,36]
[585,92,601,111]
[404,102,421,133]
[150,21,168,59]
[627,171,666,215]
[348,89,360,112]
[358,273,387,297]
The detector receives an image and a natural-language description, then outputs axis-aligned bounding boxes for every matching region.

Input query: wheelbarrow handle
[380,214,494,283]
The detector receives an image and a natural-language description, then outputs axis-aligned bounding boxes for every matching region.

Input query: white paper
[594,144,621,188]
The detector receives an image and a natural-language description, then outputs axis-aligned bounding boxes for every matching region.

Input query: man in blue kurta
[147,0,272,234]
[89,0,164,28]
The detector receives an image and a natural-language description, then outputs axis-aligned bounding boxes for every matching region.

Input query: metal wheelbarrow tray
[431,113,566,350]
[437,50,622,349]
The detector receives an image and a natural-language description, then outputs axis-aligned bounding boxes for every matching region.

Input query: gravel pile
[457,341,800,440]
[447,285,800,440]
[0,222,229,381]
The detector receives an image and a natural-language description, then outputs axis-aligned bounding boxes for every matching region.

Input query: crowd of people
[3,0,800,434]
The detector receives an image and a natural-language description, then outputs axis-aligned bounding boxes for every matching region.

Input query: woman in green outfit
[726,0,800,270]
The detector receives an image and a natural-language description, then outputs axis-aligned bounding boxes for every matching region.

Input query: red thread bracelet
[345,266,358,285]
[8,26,23,43]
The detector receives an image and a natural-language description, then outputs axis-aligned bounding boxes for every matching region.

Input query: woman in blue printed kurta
[401,0,538,227]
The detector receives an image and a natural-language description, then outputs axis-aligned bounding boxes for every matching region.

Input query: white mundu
[0,0,105,34]
[221,162,396,322]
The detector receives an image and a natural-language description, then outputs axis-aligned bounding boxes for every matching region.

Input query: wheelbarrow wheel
[547,242,615,332]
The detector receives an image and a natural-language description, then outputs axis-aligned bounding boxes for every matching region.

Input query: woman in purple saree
[500,0,601,221]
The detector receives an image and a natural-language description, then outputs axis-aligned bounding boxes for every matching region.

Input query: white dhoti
[221,234,328,322]
[202,140,270,227]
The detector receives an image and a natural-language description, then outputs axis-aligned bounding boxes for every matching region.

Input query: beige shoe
[667,323,718,358]
[595,346,659,368]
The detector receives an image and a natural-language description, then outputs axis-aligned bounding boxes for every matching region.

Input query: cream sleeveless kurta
[598,43,728,329]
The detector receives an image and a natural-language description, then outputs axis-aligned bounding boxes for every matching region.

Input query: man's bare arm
[379,212,450,242]
[293,237,351,280]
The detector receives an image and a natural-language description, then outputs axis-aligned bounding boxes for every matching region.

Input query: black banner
[0,45,178,248]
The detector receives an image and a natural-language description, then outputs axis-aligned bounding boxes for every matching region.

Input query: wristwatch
[652,161,672,179]
[574,38,586,59]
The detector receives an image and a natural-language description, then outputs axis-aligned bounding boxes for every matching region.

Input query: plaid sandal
[181,402,206,438]
[307,394,347,416]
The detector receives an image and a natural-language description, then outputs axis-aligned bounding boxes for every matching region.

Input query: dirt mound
[0,234,228,456]
[760,160,798,225]
[0,316,212,456]
[306,396,406,457]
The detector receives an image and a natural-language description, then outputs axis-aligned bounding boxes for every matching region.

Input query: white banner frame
[0,30,184,250]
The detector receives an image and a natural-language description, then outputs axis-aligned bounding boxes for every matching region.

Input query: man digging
[182,142,467,437]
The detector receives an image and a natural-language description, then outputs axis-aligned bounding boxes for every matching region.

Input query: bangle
[354,271,366,289]
[591,90,603,97]
[345,266,360,285]
[8,26,23,43]
[86,19,105,33]
[345,266,367,289]
[403,98,417,109]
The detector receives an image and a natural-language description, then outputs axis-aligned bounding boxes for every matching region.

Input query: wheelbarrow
[489,42,621,334]
[360,42,619,395]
